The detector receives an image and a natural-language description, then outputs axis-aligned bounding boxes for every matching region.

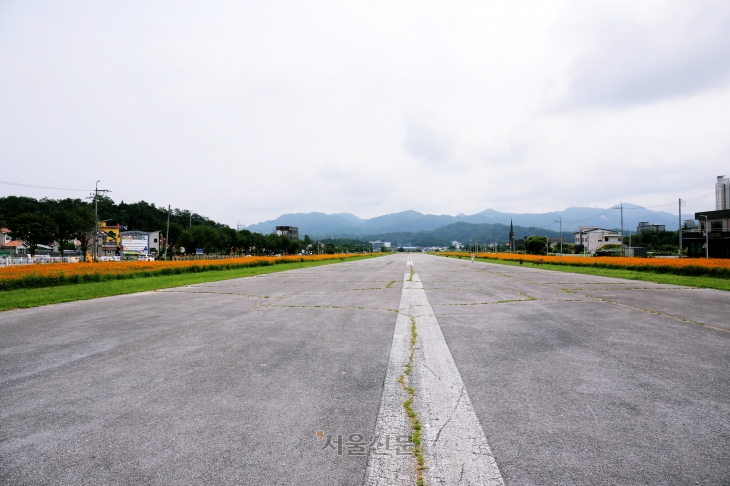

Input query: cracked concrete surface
[2,253,729,485]
[415,254,730,485]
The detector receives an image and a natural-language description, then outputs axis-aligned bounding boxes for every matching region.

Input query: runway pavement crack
[434,385,464,445]
[272,304,397,313]
[419,361,441,381]
[594,298,730,334]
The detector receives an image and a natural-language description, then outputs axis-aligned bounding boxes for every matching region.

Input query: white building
[451,240,464,249]
[716,175,730,210]
[574,226,622,253]
[636,222,666,233]
[369,240,391,250]
[683,219,699,230]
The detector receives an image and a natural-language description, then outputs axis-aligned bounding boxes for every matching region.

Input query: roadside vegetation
[0,255,378,311]
[0,254,371,291]
[440,252,730,291]
[0,195,374,256]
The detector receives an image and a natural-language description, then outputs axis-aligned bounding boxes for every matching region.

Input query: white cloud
[552,0,730,110]
[0,0,727,226]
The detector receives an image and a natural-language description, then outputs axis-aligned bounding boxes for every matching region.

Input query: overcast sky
[1,0,728,226]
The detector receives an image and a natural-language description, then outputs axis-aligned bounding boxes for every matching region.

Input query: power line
[561,192,714,225]
[624,192,713,210]
[0,179,93,192]
[562,208,615,225]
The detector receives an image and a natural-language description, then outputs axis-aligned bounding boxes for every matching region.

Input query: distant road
[1,254,728,485]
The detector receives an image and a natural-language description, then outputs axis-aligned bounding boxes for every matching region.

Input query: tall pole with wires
[94,180,100,261]
[678,198,682,258]
[620,202,624,256]
[164,205,171,261]
[92,181,110,262]
[613,203,625,256]
[554,216,563,255]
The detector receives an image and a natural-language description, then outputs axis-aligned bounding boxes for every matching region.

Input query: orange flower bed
[0,254,369,291]
[441,252,730,278]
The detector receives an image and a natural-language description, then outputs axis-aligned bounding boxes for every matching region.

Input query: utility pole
[702,215,709,258]
[189,211,192,229]
[164,205,171,261]
[613,202,625,256]
[629,230,632,256]
[93,180,111,262]
[94,180,99,261]
[554,216,563,255]
[678,198,682,258]
[620,202,624,256]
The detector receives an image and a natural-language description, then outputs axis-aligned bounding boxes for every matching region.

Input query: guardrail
[0,256,80,266]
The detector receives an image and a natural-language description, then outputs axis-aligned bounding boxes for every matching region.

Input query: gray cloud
[560,1,730,109]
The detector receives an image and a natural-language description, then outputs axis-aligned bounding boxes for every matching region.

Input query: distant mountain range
[245,205,680,239]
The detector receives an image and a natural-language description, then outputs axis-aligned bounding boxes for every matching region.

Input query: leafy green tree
[525,236,548,255]
[52,210,81,254]
[191,226,222,253]
[70,206,95,257]
[237,230,252,253]
[0,196,43,227]
[180,230,194,254]
[9,213,58,256]
[218,227,238,254]
[166,222,184,249]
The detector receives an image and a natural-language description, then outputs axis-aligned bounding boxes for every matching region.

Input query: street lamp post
[702,215,709,258]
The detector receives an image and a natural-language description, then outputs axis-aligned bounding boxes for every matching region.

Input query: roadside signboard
[121,233,149,255]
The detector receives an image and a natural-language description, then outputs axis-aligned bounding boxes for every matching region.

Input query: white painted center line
[365,258,504,485]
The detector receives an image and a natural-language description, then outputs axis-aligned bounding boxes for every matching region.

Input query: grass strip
[0,254,376,291]
[452,255,730,291]
[441,252,730,278]
[0,257,374,312]
[397,314,426,486]
[386,280,396,288]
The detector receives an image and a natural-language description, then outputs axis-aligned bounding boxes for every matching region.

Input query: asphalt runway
[1,254,729,485]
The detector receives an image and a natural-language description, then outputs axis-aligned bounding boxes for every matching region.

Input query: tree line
[0,196,371,257]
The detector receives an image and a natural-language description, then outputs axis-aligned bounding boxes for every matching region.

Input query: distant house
[683,209,730,258]
[1,240,28,256]
[683,219,699,230]
[451,240,464,249]
[98,223,122,256]
[1,228,11,246]
[275,226,299,240]
[369,240,391,250]
[0,228,27,256]
[574,226,622,254]
[636,222,666,233]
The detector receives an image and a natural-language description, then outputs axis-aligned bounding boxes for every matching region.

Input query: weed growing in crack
[397,314,426,485]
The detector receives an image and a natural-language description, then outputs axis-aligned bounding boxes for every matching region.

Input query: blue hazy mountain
[244,205,680,237]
